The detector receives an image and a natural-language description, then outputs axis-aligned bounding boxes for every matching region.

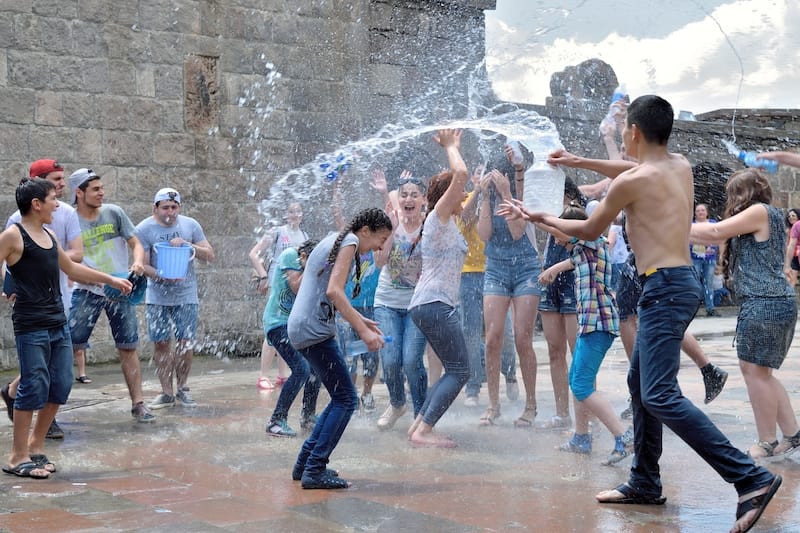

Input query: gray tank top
[730,204,795,299]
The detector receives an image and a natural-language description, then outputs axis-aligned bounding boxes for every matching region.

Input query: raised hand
[370,168,388,195]
[547,148,582,168]
[433,128,463,149]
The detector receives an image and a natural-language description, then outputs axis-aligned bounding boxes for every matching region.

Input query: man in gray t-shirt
[136,188,215,410]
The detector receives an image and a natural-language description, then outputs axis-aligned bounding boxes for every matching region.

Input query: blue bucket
[104,272,147,304]
[154,242,195,279]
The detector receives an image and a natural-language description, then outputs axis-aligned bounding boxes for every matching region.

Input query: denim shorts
[69,289,139,350]
[484,256,542,298]
[538,280,577,314]
[15,324,73,410]
[146,304,199,342]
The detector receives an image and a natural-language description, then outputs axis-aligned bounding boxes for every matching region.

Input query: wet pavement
[1,312,800,532]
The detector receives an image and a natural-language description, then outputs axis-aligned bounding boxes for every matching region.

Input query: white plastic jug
[521,160,565,217]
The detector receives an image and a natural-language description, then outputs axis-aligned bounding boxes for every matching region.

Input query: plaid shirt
[569,236,619,336]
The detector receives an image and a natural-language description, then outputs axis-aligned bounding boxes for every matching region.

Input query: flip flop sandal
[513,407,537,429]
[2,461,50,479]
[30,454,57,473]
[598,483,667,505]
[479,408,500,427]
[735,475,782,533]
[76,376,92,384]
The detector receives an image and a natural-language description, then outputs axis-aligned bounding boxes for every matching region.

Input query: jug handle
[188,244,196,261]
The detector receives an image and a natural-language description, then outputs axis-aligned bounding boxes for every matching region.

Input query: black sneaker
[1,383,13,422]
[702,364,728,404]
[301,471,349,489]
[45,419,64,439]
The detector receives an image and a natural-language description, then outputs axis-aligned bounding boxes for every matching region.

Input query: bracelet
[514,167,524,173]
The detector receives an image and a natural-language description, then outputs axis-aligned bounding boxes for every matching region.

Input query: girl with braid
[287,208,392,489]
[407,129,470,448]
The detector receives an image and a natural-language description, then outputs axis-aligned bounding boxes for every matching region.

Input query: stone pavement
[1,312,800,532]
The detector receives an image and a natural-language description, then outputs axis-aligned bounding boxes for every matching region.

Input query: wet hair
[408,170,453,257]
[785,208,800,228]
[319,207,392,298]
[16,178,55,215]
[560,205,588,221]
[627,95,673,146]
[564,176,587,207]
[297,238,319,258]
[721,168,773,277]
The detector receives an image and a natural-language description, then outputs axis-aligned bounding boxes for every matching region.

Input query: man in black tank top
[0,178,130,479]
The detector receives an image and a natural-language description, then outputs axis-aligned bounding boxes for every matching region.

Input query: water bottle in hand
[737,151,778,174]
[507,141,524,167]
[344,335,392,357]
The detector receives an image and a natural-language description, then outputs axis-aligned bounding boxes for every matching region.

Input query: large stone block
[40,16,71,54]
[0,13,12,48]
[7,50,50,89]
[49,55,88,91]
[71,127,103,162]
[29,126,73,162]
[153,133,196,166]
[71,20,108,58]
[195,135,234,169]
[12,13,41,50]
[103,130,154,165]
[0,124,29,159]
[34,90,62,125]
[160,101,185,132]
[108,60,136,95]
[0,87,34,123]
[149,32,185,64]
[154,65,183,100]
[129,98,163,131]
[96,94,131,129]
[62,92,98,128]
[81,58,111,93]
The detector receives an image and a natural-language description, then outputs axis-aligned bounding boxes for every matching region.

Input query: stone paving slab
[0,314,799,532]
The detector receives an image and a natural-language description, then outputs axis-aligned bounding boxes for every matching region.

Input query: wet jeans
[374,305,428,415]
[460,272,517,398]
[266,325,320,422]
[294,337,358,478]
[629,266,773,497]
[411,302,469,427]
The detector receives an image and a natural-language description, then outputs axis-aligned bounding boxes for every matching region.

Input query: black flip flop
[735,475,782,533]
[30,454,57,473]
[598,483,667,505]
[76,375,92,384]
[2,461,50,479]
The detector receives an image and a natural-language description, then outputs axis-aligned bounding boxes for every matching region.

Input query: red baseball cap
[29,159,64,178]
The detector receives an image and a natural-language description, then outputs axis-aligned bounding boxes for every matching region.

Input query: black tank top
[8,223,66,334]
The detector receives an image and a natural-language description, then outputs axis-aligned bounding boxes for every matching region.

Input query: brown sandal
[479,407,500,426]
[513,407,537,428]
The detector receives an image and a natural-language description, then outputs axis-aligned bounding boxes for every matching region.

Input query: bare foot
[409,430,457,448]
[730,476,782,533]
[407,415,423,440]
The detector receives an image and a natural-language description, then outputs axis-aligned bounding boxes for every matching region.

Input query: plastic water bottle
[344,335,392,357]
[507,141,524,167]
[522,160,566,217]
[737,151,779,174]
[599,85,627,136]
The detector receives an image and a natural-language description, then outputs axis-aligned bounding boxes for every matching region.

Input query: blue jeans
[374,305,428,415]
[692,257,716,312]
[411,302,469,426]
[294,337,358,478]
[15,324,73,410]
[460,272,517,397]
[629,266,772,497]
[266,325,319,422]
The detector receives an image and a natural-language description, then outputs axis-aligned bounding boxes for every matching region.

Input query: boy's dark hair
[627,95,674,146]
[16,178,55,215]
[564,176,587,207]
[560,205,588,221]
[297,239,319,258]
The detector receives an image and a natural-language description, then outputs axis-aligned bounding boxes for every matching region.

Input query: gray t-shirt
[288,231,358,350]
[135,215,207,305]
[75,204,136,296]
[409,214,467,310]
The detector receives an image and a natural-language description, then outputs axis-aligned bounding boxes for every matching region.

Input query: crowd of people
[4,94,799,532]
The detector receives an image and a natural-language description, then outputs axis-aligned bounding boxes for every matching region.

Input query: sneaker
[464,395,479,408]
[267,419,297,437]
[702,363,728,404]
[558,432,592,454]
[45,419,64,439]
[706,309,718,317]
[360,393,376,413]
[603,426,634,465]
[131,402,156,423]
[620,398,633,420]
[176,389,197,408]
[506,379,520,401]
[1,383,13,422]
[148,393,175,409]
[300,413,318,431]
[377,405,406,430]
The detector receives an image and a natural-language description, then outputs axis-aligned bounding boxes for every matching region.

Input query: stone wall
[0,0,495,368]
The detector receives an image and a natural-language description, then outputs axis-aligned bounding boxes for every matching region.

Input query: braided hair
[408,170,453,257]
[318,207,392,298]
